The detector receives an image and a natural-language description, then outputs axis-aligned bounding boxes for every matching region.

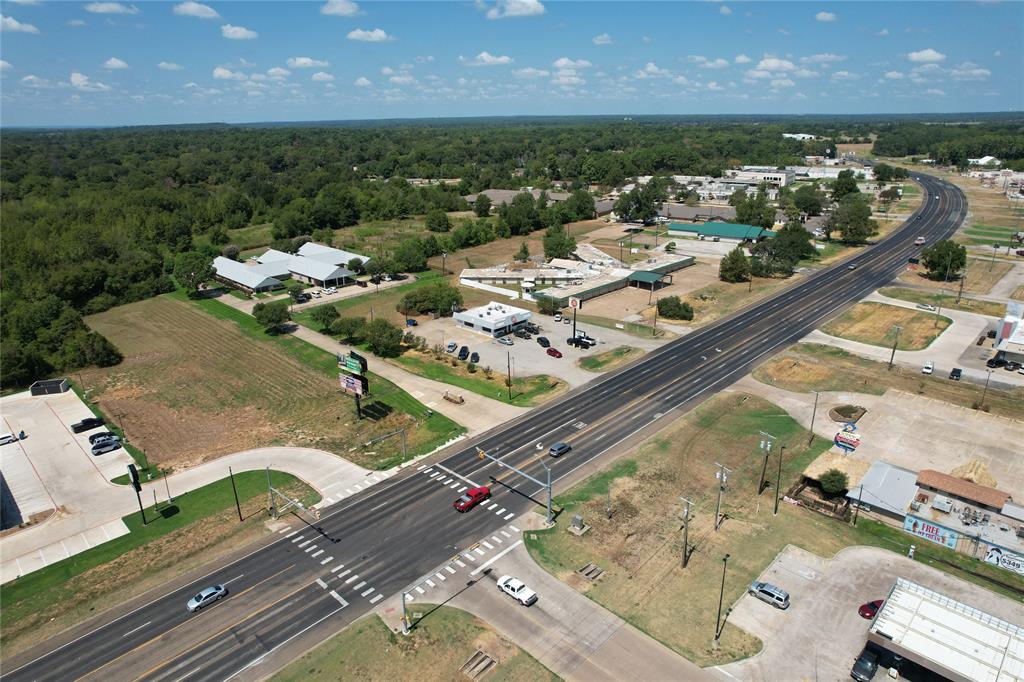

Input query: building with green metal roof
[668,221,775,242]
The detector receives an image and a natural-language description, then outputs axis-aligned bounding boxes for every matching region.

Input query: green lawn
[393,354,565,407]
[226,223,275,250]
[574,313,665,338]
[878,287,1006,317]
[579,346,642,371]
[292,272,445,330]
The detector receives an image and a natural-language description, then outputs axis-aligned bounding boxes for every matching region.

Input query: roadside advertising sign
[339,372,368,396]
[568,297,581,310]
[903,516,958,549]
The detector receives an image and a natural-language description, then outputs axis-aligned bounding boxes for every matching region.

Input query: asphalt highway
[2,173,967,682]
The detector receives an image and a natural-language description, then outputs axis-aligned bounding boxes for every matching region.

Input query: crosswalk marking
[316,578,327,589]
[353,580,366,590]
[320,556,333,565]
[415,586,425,594]
[329,590,348,606]
[361,587,375,597]
[344,574,360,584]
[510,525,521,532]
[369,594,383,604]
[445,566,456,574]
[310,549,323,558]
[337,569,352,578]
[482,542,494,550]
[425,579,435,588]
[331,564,346,573]
[504,513,515,520]
[455,560,466,568]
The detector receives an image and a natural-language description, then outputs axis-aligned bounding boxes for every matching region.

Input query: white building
[731,168,796,187]
[212,257,282,293]
[296,242,371,267]
[968,155,1001,167]
[454,302,533,337]
[782,133,817,141]
[994,301,1024,364]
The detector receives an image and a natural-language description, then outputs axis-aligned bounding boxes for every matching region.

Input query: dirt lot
[897,258,1014,295]
[426,219,607,272]
[84,294,443,470]
[574,261,720,322]
[820,302,951,350]
[680,276,796,327]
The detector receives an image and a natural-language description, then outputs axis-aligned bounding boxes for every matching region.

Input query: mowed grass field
[820,302,951,350]
[84,293,459,470]
[878,287,1006,317]
[897,258,1013,295]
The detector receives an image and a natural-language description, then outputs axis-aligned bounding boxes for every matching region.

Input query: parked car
[858,599,884,619]
[446,341,457,353]
[546,348,563,358]
[311,290,322,298]
[575,331,597,343]
[470,352,480,363]
[71,417,104,434]
[1006,361,1022,372]
[91,440,121,456]
[525,324,540,334]
[553,313,562,322]
[536,336,550,348]
[383,275,392,282]
[356,280,368,288]
[987,329,997,339]
[498,337,514,346]
[563,316,572,324]
[497,575,538,606]
[0,433,19,446]
[949,368,963,381]
[915,303,936,311]
[453,486,490,513]
[548,442,571,457]
[88,431,119,444]
[514,329,531,340]
[457,346,470,361]
[922,361,934,375]
[567,337,595,349]
[986,357,1007,369]
[186,585,228,612]
[748,581,790,610]
[850,646,880,682]
[406,319,418,327]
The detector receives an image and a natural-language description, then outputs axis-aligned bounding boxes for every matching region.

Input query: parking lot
[410,314,663,388]
[717,545,1024,682]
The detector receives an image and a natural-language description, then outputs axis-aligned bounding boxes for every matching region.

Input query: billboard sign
[339,372,368,396]
[982,544,1024,576]
[903,516,958,549]
[339,351,368,374]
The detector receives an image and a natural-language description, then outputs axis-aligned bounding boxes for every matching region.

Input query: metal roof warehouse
[668,221,776,242]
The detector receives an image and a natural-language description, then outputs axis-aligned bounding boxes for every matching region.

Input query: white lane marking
[297,540,311,548]
[329,590,348,607]
[171,667,201,682]
[435,572,446,581]
[316,578,327,589]
[361,587,375,597]
[425,579,436,588]
[344,574,360,584]
[291,535,305,543]
[331,564,346,573]
[222,574,245,586]
[510,525,521,532]
[487,503,498,510]
[121,621,151,638]
[474,548,485,556]
[369,594,383,604]
[415,586,425,594]
[482,542,494,550]
[504,513,515,520]
[470,540,523,575]
[310,549,324,558]
[445,566,456,574]
[455,560,466,568]
[320,556,333,565]
[491,536,502,544]
[337,569,352,578]
[352,580,367,590]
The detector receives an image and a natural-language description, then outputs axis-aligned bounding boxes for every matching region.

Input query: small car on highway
[548,442,571,457]
[71,417,104,433]
[914,237,926,246]
[546,348,563,358]
[847,263,858,270]
[453,486,491,513]
[858,599,884,619]
[186,585,228,612]
[497,575,538,606]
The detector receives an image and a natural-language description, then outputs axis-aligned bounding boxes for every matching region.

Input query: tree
[734,190,776,229]
[728,188,748,207]
[537,296,561,315]
[399,282,463,315]
[310,304,340,331]
[921,240,966,281]
[877,186,900,215]
[426,208,451,233]
[474,193,492,218]
[774,220,816,261]
[221,244,240,260]
[819,468,849,496]
[826,194,877,244]
[657,296,694,320]
[515,242,530,261]
[719,246,751,283]
[329,316,366,342]
[793,183,825,215]
[252,301,290,332]
[347,257,365,275]
[173,251,215,298]
[830,170,860,202]
[542,225,577,260]
[361,318,403,357]
[750,238,799,277]
[286,282,305,302]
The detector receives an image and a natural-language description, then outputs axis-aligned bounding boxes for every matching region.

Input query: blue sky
[1,1,1021,126]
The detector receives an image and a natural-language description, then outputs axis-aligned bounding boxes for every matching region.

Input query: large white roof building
[453,302,532,337]
[212,257,282,293]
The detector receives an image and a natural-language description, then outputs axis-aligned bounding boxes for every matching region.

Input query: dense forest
[1,116,1020,388]
[872,121,1024,168]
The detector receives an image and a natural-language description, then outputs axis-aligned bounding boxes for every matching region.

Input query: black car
[850,646,879,682]
[536,336,550,348]
[525,324,540,334]
[986,357,1007,369]
[514,329,531,340]
[71,417,104,434]
[948,368,962,381]
[457,346,470,361]
[1006,361,1022,372]
[356,279,368,287]
[88,431,119,444]
[470,352,480,363]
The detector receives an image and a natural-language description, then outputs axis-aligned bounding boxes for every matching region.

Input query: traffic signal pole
[477,448,553,524]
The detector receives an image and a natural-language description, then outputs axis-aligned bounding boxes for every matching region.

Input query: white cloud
[672,75,690,85]
[389,74,415,85]
[158,61,183,71]
[84,2,139,14]
[793,68,817,78]
[707,81,725,90]
[485,0,545,20]
[0,59,11,70]
[103,57,129,70]
[68,19,87,26]
[875,28,889,36]
[771,78,795,88]
[1,15,40,33]
[267,67,291,79]
[311,71,334,82]
[354,76,372,86]
[734,54,751,64]
[815,11,836,22]
[746,69,772,79]
[553,57,591,69]
[20,74,52,88]
[801,53,845,64]
[70,71,111,91]
[415,55,434,63]
[950,61,991,81]
[701,58,729,69]
[346,27,392,41]
[831,70,859,80]
[380,66,394,75]
[592,32,612,45]
[634,62,670,78]
[924,88,945,95]
[884,70,904,79]
[321,0,359,16]
[287,56,329,68]
[642,35,652,44]
[222,24,258,39]
[173,2,219,19]
[719,5,732,15]
[777,28,790,35]
[213,66,246,80]
[7,0,41,4]
[551,70,584,87]
[993,50,1002,58]
[460,51,514,66]
[513,67,549,78]
[907,48,945,63]
[756,57,795,72]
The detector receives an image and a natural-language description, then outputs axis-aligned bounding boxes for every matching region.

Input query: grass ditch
[0,471,317,657]
[878,287,1006,317]
[819,302,951,350]
[392,352,566,407]
[273,608,560,682]
[578,346,643,372]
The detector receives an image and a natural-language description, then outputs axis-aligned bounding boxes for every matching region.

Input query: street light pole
[774,445,785,516]
[980,369,993,410]
[808,391,820,446]
[441,251,447,277]
[713,553,731,647]
[714,462,732,531]
[680,496,692,568]
[888,325,902,370]
[757,432,775,495]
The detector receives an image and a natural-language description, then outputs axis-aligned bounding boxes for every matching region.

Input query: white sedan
[922,362,934,375]
[497,575,538,606]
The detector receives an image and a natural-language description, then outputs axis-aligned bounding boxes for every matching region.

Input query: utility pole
[441,251,447,277]
[713,553,731,647]
[853,483,864,526]
[680,496,693,568]
[401,590,410,635]
[888,325,902,370]
[572,306,577,339]
[980,370,993,410]
[808,391,820,446]
[956,258,967,304]
[990,243,998,271]
[774,445,785,516]
[618,241,624,263]
[229,466,243,522]
[653,300,659,335]
[714,462,732,531]
[477,448,554,524]
[506,351,513,402]
[606,487,612,519]
[164,474,173,504]
[266,466,276,518]
[757,432,775,495]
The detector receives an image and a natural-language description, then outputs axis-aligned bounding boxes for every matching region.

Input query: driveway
[0,388,417,583]
[715,545,1024,682]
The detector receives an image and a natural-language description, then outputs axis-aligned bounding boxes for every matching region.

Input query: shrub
[819,468,849,496]
[657,296,694,321]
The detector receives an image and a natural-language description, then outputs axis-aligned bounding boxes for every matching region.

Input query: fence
[458,278,520,300]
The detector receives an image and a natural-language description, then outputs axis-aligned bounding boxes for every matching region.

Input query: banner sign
[982,544,1024,576]
[339,372,368,396]
[903,516,959,549]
